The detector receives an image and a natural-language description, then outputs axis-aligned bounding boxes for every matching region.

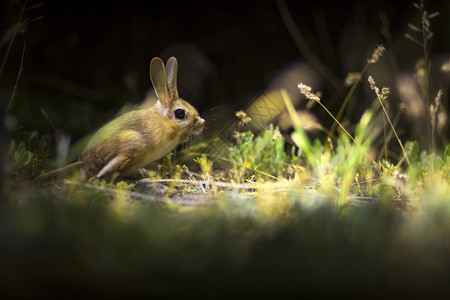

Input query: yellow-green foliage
[7,131,53,177]
[229,124,300,182]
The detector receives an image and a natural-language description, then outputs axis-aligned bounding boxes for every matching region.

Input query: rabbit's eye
[174,109,186,120]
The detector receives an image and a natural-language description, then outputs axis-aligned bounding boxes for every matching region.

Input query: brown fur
[79,57,204,180]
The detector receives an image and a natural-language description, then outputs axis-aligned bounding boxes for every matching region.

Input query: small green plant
[229,124,301,182]
[194,155,213,179]
[7,131,53,177]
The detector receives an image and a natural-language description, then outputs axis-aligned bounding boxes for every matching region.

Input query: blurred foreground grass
[1,185,450,299]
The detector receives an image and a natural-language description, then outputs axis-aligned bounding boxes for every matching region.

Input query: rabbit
[78,56,205,181]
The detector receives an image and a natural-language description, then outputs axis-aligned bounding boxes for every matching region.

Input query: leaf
[405,141,419,164]
[17,141,27,152]
[262,129,272,146]
[428,12,440,19]
[275,137,284,156]
[14,149,33,166]
[39,134,52,153]
[407,23,422,32]
[282,89,315,168]
[444,145,450,163]
[404,33,423,47]
[241,142,251,157]
[8,140,17,155]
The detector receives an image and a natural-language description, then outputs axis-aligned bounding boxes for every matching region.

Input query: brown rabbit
[79,57,204,180]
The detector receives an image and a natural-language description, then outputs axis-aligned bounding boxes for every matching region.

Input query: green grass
[2,1,450,298]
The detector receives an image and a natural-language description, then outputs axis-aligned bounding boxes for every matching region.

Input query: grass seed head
[298,83,321,102]
[367,45,386,64]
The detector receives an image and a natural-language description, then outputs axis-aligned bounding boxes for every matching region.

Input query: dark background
[1,0,449,144]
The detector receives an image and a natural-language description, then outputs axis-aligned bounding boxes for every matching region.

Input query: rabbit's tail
[35,161,84,184]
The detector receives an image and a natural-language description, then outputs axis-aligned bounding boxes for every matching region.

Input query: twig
[277,0,343,95]
[368,76,410,167]
[6,40,26,111]
[0,0,27,78]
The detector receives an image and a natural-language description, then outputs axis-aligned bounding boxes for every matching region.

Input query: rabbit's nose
[195,116,205,133]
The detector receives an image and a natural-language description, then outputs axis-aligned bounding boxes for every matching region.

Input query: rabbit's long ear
[150,57,174,108]
[166,57,179,98]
